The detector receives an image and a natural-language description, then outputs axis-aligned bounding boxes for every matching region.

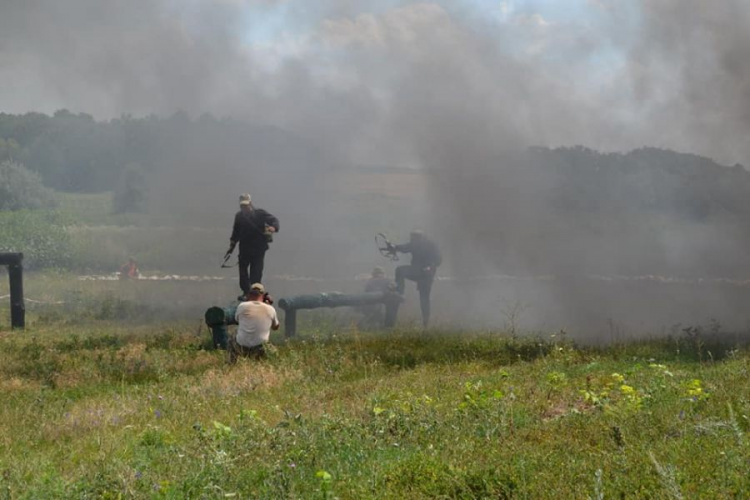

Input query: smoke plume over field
[3,0,750,334]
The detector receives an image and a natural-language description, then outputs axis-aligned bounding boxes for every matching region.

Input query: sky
[0,0,748,167]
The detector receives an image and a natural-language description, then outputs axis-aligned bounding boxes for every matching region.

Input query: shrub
[0,160,57,211]
[0,209,72,269]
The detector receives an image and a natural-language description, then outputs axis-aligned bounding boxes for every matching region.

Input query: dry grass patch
[0,376,41,392]
[189,362,303,399]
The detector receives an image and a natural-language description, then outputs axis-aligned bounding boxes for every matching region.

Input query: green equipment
[278,291,402,337]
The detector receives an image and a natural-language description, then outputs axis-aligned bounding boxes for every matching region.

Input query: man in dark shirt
[393,231,441,327]
[225,193,280,300]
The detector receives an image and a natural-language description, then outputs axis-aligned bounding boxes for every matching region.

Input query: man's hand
[423,266,433,274]
[266,226,276,233]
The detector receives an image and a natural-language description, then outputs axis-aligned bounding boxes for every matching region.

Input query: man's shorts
[228,336,267,363]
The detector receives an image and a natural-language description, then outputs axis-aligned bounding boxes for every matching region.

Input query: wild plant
[315,470,335,499]
[590,468,604,500]
[648,452,683,500]
[580,372,643,414]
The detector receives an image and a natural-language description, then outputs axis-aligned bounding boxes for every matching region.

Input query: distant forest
[1,110,748,222]
[0,110,316,195]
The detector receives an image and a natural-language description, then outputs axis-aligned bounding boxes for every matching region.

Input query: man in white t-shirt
[230,283,279,362]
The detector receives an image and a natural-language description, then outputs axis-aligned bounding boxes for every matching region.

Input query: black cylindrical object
[204,305,238,349]
[0,253,24,329]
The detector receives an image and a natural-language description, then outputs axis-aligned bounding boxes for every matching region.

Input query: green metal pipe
[278,291,402,337]
[278,291,397,310]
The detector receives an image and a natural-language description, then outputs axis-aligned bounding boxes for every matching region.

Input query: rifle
[220,253,235,268]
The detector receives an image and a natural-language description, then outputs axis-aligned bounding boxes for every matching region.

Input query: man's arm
[260,210,279,233]
[227,212,241,254]
[393,242,412,253]
[271,308,280,330]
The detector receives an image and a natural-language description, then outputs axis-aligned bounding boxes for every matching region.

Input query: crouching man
[230,283,279,362]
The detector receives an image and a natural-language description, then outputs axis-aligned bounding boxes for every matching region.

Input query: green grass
[0,320,749,498]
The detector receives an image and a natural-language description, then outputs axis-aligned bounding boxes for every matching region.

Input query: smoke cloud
[3,0,750,334]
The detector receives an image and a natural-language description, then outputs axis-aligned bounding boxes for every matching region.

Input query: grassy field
[0,315,749,498]
[1,188,749,497]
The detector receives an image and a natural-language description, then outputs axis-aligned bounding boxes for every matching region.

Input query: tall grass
[0,321,748,498]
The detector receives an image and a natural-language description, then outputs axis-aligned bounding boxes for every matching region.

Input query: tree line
[1,109,749,222]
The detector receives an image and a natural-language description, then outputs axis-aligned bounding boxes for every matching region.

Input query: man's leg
[395,265,413,294]
[238,255,252,295]
[248,252,266,285]
[417,275,434,327]
[227,334,239,364]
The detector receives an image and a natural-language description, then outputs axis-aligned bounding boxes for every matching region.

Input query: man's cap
[239,193,252,206]
[249,282,265,294]
[372,266,385,277]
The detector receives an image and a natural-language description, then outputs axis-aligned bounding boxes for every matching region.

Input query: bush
[0,160,57,211]
[0,210,72,269]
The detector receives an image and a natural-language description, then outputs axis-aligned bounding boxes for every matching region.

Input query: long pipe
[205,291,402,345]
[0,253,24,329]
[278,291,401,337]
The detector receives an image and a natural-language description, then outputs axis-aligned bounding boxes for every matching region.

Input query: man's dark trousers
[239,253,265,294]
[395,265,434,327]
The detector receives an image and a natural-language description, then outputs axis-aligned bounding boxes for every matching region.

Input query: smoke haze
[3,0,750,335]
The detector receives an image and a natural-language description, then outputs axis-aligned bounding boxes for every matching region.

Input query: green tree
[0,160,57,211]
[0,137,21,162]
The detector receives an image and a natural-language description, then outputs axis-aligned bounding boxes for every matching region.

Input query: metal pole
[0,253,24,330]
[284,309,297,338]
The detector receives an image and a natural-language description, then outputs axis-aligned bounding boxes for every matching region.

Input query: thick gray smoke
[629,1,750,166]
[4,1,748,163]
[3,1,750,334]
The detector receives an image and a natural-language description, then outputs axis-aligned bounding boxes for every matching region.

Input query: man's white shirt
[235,301,279,348]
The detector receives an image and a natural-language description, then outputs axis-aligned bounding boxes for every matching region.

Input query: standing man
[394,231,442,327]
[230,283,280,362]
[225,193,279,301]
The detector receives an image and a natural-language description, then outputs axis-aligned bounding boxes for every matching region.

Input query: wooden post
[0,253,24,330]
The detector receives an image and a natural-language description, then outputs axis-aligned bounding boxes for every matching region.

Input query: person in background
[393,231,442,327]
[119,257,139,280]
[225,193,279,301]
[365,266,393,293]
[359,267,396,328]
[230,283,279,362]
